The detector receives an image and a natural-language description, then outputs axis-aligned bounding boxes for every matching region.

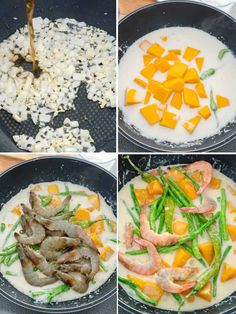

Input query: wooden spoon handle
[119,0,157,19]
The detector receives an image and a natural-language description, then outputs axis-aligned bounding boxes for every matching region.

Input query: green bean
[7,254,19,266]
[218,48,229,60]
[155,184,169,219]
[200,68,216,80]
[0,256,6,264]
[47,284,70,302]
[130,184,141,215]
[3,243,17,251]
[124,156,157,183]
[57,191,87,196]
[109,239,119,243]
[172,293,184,307]
[168,187,183,208]
[186,216,221,298]
[2,217,21,248]
[1,223,6,233]
[219,188,229,241]
[182,243,206,267]
[57,203,70,216]
[168,178,193,206]
[158,212,165,234]
[118,276,158,306]
[132,227,142,238]
[71,203,81,215]
[91,279,96,285]
[213,245,232,297]
[164,196,175,233]
[40,195,52,206]
[99,260,108,272]
[0,246,17,256]
[5,270,17,276]
[149,198,160,231]
[122,200,140,228]
[4,255,11,265]
[173,166,200,190]
[73,218,108,228]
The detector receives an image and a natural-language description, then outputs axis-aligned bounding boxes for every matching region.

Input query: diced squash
[221,262,236,282]
[228,201,236,213]
[161,35,168,42]
[169,49,181,55]
[216,95,230,108]
[168,62,188,78]
[11,206,21,216]
[209,177,221,189]
[91,232,103,247]
[164,52,179,61]
[171,92,183,110]
[48,184,59,194]
[148,80,172,103]
[157,59,171,73]
[160,111,179,129]
[139,40,151,52]
[195,82,208,98]
[197,282,212,302]
[72,208,90,222]
[147,43,165,57]
[134,189,154,206]
[198,105,211,120]
[143,54,155,66]
[110,220,117,233]
[161,259,170,268]
[166,168,185,183]
[125,88,142,105]
[173,219,188,235]
[140,64,157,80]
[89,215,105,234]
[183,115,201,133]
[191,171,202,182]
[227,184,236,196]
[195,57,204,72]
[178,179,198,200]
[100,245,114,261]
[144,90,151,104]
[147,179,164,195]
[172,247,191,267]
[182,289,195,303]
[164,78,184,92]
[227,224,236,241]
[140,104,161,125]
[184,68,200,83]
[50,195,62,208]
[198,242,214,265]
[8,224,12,228]
[184,88,200,108]
[134,77,147,88]
[127,275,164,302]
[183,47,200,62]
[88,194,100,210]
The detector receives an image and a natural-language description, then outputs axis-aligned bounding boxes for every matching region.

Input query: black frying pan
[118,154,236,314]
[118,0,236,152]
[0,0,116,152]
[0,156,117,313]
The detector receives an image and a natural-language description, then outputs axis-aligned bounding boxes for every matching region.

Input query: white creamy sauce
[0,181,116,303]
[118,166,236,311]
[119,27,236,144]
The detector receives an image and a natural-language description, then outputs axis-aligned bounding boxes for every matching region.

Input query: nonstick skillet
[0,0,116,152]
[118,154,236,314]
[0,156,117,313]
[118,0,236,152]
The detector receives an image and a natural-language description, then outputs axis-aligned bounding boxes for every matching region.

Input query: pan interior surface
[0,156,117,313]
[118,154,236,314]
[0,0,116,152]
[118,1,236,152]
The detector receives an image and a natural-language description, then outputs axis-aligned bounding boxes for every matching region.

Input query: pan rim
[118,0,236,152]
[0,155,116,313]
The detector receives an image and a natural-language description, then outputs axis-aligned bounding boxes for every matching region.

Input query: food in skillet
[119,27,236,145]
[119,157,236,311]
[0,182,117,302]
[0,1,115,152]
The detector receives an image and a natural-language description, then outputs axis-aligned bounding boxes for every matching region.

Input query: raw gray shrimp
[17,244,57,287]
[23,245,56,277]
[15,214,45,245]
[40,236,80,261]
[57,260,92,275]
[30,191,71,217]
[56,270,88,293]
[34,215,97,251]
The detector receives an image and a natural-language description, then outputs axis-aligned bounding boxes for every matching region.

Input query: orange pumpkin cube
[147,179,164,195]
[134,77,147,88]
[100,245,115,261]
[140,104,161,125]
[88,194,100,210]
[72,208,90,222]
[198,105,211,120]
[183,115,201,133]
[143,54,155,66]
[184,68,200,83]
[125,88,142,105]
[216,95,230,108]
[48,184,59,194]
[195,82,208,98]
[209,177,221,189]
[183,47,200,62]
[147,43,165,57]
[170,92,183,110]
[173,219,188,235]
[195,57,204,72]
[184,88,200,108]
[160,111,179,129]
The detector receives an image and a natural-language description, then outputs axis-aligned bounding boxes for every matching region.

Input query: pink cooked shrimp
[125,223,133,249]
[118,238,162,275]
[140,205,182,246]
[155,267,198,293]
[181,198,217,214]
[185,161,213,194]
